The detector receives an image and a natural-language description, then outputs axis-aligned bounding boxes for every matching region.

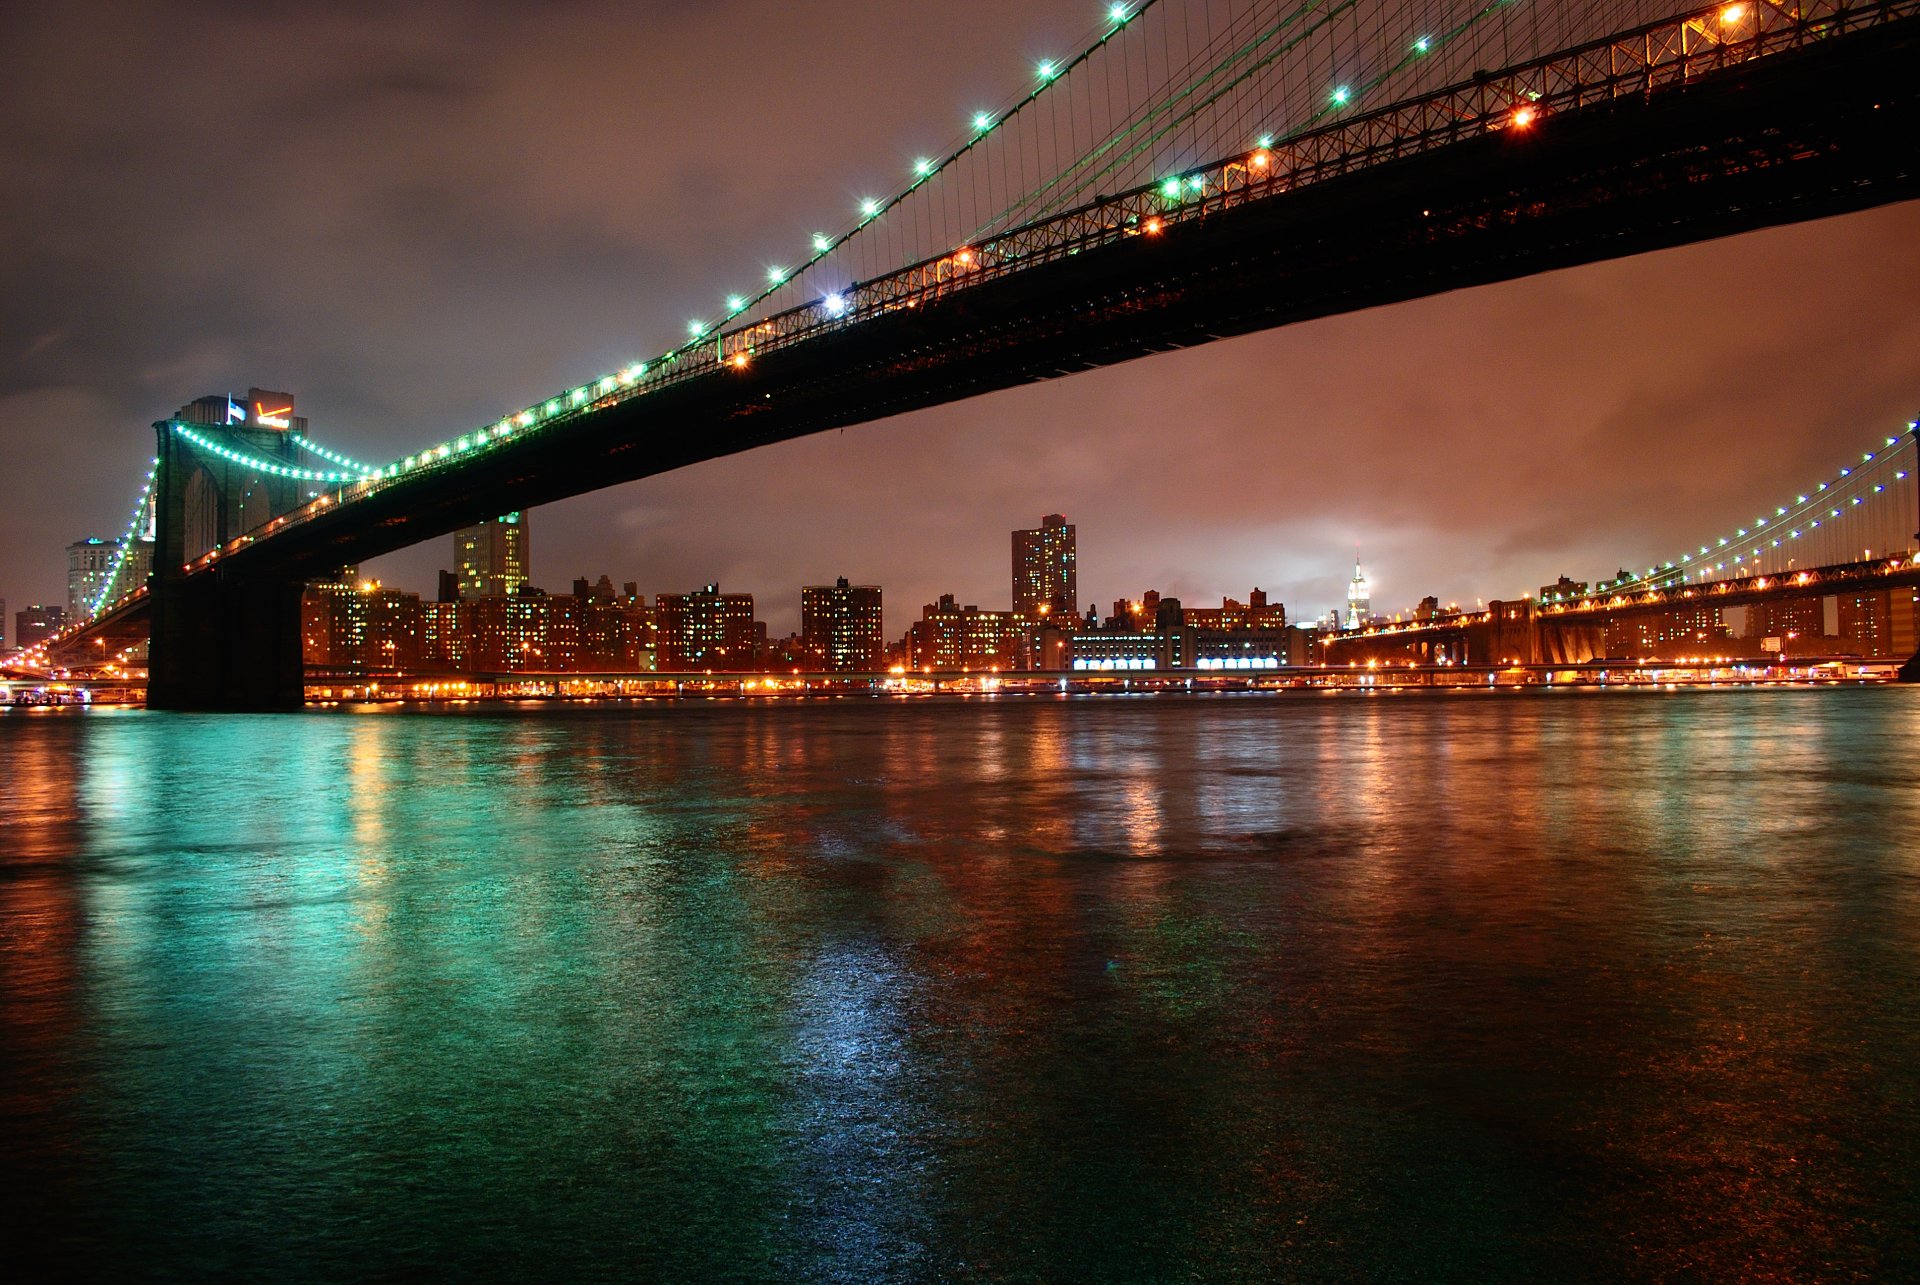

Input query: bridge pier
[148,574,307,711]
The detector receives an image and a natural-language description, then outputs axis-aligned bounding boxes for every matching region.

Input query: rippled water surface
[4,689,1919,1280]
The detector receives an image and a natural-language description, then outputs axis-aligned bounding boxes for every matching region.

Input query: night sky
[4,1,1919,635]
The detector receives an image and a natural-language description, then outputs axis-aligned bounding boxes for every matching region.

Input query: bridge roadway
[134,10,1920,707]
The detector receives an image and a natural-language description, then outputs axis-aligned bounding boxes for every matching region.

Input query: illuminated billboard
[248,387,295,430]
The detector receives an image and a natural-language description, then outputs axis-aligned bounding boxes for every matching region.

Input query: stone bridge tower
[148,390,314,710]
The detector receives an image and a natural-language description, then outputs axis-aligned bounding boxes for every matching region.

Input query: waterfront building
[454,513,529,600]
[1604,605,1729,658]
[1071,627,1162,670]
[15,604,66,649]
[1013,514,1076,621]
[656,584,758,670]
[301,578,423,671]
[908,594,1023,670]
[418,588,654,674]
[1074,599,1296,671]
[1184,590,1288,632]
[802,578,884,671]
[1745,594,1824,643]
[1837,588,1918,658]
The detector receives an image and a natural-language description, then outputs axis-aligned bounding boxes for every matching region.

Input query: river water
[3,689,1917,1280]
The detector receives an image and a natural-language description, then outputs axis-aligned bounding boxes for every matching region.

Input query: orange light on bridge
[1721,4,1747,25]
[1510,105,1538,129]
[729,353,750,370]
[1250,149,1271,170]
[1143,217,1163,235]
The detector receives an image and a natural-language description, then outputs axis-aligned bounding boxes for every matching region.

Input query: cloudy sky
[4,0,1918,635]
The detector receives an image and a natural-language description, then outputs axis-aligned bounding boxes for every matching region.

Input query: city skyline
[4,2,1920,636]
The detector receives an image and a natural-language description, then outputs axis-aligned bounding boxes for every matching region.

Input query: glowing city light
[812,233,833,253]
[1413,36,1431,53]
[823,293,848,316]
[914,157,934,176]
[1037,60,1058,80]
[766,266,786,284]
[860,198,881,217]
[973,111,994,131]
[1331,85,1351,106]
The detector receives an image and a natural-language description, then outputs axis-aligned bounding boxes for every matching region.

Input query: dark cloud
[3,1,1917,634]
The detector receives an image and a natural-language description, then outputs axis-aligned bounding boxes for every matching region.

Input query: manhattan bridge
[11,0,1920,708]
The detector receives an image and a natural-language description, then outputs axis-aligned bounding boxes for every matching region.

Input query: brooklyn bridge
[11,0,1920,707]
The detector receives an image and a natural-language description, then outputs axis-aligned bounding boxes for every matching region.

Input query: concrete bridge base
[148,576,307,711]
[1899,651,1920,683]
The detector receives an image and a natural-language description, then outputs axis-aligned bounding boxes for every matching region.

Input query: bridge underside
[150,19,1920,707]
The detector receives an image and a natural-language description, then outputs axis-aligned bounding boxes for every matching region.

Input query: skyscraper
[802,578,884,670]
[65,530,119,610]
[1347,558,1371,627]
[454,513,529,599]
[1013,513,1076,620]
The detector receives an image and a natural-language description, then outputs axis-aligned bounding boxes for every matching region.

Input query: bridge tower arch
[149,391,316,711]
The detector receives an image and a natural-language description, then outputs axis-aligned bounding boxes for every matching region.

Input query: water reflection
[2,691,1918,1278]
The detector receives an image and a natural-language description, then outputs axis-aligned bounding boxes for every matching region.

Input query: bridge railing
[168,0,1917,581]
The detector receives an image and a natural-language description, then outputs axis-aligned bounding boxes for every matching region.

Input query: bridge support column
[149,574,307,711]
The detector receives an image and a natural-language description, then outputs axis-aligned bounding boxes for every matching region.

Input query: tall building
[1837,589,1918,659]
[15,605,67,649]
[454,513,529,600]
[656,584,758,670]
[301,579,423,671]
[802,578,884,671]
[422,585,655,674]
[1013,513,1076,620]
[1347,558,1371,627]
[1745,594,1823,642]
[908,595,1023,670]
[1604,606,1728,658]
[67,538,118,617]
[69,522,156,618]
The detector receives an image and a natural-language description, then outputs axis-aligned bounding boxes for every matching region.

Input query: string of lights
[146,0,1903,576]
[85,460,159,618]
[1594,425,1918,594]
[290,434,379,476]
[171,424,365,483]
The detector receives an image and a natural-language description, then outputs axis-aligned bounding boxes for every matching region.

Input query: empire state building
[1347,558,1371,627]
